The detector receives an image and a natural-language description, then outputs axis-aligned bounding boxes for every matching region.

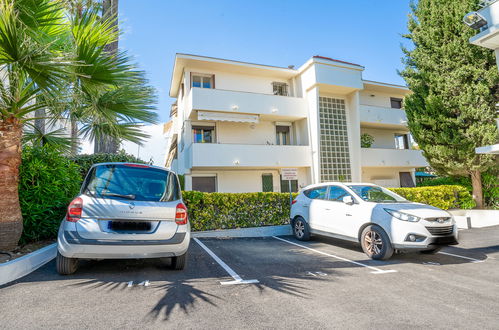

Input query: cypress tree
[401,0,499,208]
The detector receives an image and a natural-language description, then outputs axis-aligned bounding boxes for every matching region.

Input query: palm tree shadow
[145,279,220,321]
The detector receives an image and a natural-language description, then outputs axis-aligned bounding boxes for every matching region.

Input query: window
[303,186,328,200]
[192,176,216,192]
[390,97,403,109]
[399,172,415,188]
[276,125,290,145]
[394,133,409,149]
[262,174,273,192]
[82,164,179,202]
[272,82,289,96]
[347,185,408,203]
[318,97,351,181]
[192,74,214,89]
[327,186,350,202]
[193,126,215,143]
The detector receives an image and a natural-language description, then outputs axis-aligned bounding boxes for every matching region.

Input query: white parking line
[193,238,259,285]
[272,236,397,274]
[438,251,484,263]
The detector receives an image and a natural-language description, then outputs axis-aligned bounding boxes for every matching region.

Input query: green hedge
[418,170,498,209]
[182,191,297,231]
[19,146,81,243]
[389,185,475,210]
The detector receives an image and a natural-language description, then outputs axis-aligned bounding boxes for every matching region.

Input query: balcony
[469,0,499,49]
[359,105,408,129]
[361,148,428,168]
[188,87,308,119]
[185,143,312,168]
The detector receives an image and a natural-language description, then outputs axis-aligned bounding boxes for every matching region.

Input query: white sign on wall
[281,168,298,181]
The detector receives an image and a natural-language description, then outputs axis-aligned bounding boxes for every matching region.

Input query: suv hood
[381,203,450,219]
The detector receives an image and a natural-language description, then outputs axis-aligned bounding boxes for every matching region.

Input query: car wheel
[293,217,310,241]
[361,225,394,260]
[171,252,187,270]
[56,251,78,275]
[420,246,442,254]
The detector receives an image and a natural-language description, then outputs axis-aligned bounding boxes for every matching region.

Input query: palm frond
[23,124,73,153]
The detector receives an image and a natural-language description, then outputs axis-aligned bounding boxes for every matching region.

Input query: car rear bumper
[58,229,190,259]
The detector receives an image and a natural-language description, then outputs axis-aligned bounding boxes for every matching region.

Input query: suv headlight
[384,209,421,222]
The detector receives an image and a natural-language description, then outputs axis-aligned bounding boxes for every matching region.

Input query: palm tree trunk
[34,108,45,147]
[95,0,120,154]
[70,116,78,156]
[470,170,484,209]
[0,117,24,250]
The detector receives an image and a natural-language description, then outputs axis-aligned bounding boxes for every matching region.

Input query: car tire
[420,246,442,254]
[56,251,78,275]
[293,217,310,241]
[171,252,187,270]
[360,225,394,260]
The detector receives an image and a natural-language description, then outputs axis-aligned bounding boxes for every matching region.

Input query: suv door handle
[303,205,309,208]
[346,213,352,216]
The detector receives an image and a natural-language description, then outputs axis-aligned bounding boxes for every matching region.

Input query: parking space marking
[272,236,397,274]
[193,238,259,285]
[438,251,484,263]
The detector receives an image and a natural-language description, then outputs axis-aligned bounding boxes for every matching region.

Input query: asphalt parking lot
[2,226,499,330]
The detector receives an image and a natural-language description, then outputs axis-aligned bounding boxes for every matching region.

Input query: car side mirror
[342,196,354,205]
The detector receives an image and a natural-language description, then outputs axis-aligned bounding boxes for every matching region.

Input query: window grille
[272,82,289,96]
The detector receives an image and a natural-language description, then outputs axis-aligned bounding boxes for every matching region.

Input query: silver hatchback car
[56,162,190,275]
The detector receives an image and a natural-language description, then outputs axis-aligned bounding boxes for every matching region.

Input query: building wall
[361,128,397,149]
[217,121,276,145]
[361,167,416,188]
[188,167,310,193]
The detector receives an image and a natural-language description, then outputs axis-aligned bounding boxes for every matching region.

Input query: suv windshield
[82,164,178,202]
[347,185,408,203]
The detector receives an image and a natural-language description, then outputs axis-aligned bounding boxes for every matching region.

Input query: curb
[192,225,292,238]
[0,243,57,286]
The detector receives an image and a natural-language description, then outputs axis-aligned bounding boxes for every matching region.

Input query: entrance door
[192,176,216,192]
[399,172,415,187]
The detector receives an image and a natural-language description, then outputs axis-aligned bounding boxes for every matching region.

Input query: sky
[107,0,413,164]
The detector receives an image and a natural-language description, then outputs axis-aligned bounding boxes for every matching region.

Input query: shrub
[182,191,297,231]
[360,133,374,148]
[19,146,81,244]
[70,150,146,178]
[419,169,498,209]
[390,185,475,210]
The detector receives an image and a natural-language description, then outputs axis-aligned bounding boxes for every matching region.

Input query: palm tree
[0,0,70,249]
[0,1,157,249]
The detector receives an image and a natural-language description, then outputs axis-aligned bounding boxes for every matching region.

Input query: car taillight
[292,199,297,205]
[66,197,83,222]
[175,203,188,225]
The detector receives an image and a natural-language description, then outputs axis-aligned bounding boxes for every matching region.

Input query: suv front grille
[426,225,454,236]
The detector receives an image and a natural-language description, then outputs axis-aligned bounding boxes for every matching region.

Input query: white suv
[290,183,458,260]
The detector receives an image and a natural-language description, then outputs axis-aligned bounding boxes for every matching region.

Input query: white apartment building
[165,53,428,193]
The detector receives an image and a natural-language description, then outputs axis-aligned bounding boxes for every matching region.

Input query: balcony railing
[187,87,308,119]
[359,104,408,128]
[361,148,428,168]
[185,143,312,168]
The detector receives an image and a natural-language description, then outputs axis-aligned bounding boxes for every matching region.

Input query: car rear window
[82,164,180,202]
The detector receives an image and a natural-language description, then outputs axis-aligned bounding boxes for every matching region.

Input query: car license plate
[108,221,152,231]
